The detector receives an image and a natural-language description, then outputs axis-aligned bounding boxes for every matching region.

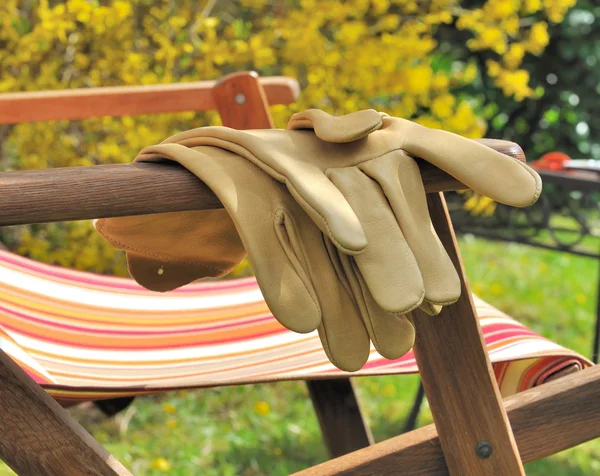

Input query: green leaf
[543,108,560,125]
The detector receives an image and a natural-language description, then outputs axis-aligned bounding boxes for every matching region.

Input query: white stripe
[489,339,566,360]
[0,265,265,310]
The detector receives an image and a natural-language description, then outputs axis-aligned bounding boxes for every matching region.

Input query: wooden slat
[0,350,131,476]
[0,140,523,227]
[294,365,600,475]
[0,73,299,124]
[212,72,275,129]
[411,193,524,475]
[306,379,374,458]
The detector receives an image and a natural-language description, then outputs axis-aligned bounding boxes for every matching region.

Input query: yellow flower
[526,22,549,55]
[496,69,533,101]
[254,401,270,416]
[151,457,172,472]
[462,63,478,83]
[167,419,178,429]
[524,0,542,14]
[489,283,505,296]
[371,0,390,15]
[162,403,176,414]
[486,60,502,78]
[481,27,507,54]
[334,22,368,44]
[486,0,518,19]
[472,283,485,295]
[544,0,576,23]
[575,294,587,305]
[404,65,433,95]
[503,43,525,69]
[432,74,450,91]
[382,384,396,397]
[431,94,456,119]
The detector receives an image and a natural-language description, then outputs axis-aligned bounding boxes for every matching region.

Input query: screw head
[476,441,493,459]
[234,93,246,105]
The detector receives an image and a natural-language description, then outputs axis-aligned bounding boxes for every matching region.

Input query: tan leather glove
[96,109,542,371]
[145,109,541,317]
[97,143,414,371]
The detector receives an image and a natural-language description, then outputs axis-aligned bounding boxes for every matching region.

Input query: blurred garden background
[0,0,599,474]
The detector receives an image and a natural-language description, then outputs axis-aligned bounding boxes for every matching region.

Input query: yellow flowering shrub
[0,0,574,275]
[457,0,575,99]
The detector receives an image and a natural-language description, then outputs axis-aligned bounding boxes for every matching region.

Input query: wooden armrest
[0,139,524,226]
[0,74,300,124]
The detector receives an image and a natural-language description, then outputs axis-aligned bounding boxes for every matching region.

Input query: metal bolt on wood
[476,441,493,459]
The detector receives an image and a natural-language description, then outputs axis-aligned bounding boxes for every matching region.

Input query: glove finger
[287,109,386,143]
[273,206,371,371]
[316,236,371,371]
[138,143,322,334]
[395,119,542,207]
[326,166,425,314]
[360,152,461,308]
[335,249,415,360]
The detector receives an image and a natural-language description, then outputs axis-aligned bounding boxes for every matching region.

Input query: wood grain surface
[294,365,600,475]
[0,350,132,476]
[410,192,524,475]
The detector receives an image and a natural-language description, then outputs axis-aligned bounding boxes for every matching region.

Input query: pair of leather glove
[95,109,542,371]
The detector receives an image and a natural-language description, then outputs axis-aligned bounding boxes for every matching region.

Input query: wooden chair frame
[0,72,598,475]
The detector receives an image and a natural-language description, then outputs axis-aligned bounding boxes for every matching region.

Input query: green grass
[1,237,599,475]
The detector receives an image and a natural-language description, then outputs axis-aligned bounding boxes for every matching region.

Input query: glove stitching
[420,297,460,309]
[391,290,427,316]
[515,159,543,204]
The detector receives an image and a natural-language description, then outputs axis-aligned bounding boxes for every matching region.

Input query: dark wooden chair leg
[592,258,600,363]
[0,349,131,476]
[306,378,373,458]
[94,397,136,417]
[402,380,425,433]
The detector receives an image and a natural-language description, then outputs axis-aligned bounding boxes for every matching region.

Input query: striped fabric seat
[0,249,590,401]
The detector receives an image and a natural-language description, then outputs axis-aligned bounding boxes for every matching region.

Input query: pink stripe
[1,296,272,328]
[6,323,286,350]
[482,329,540,345]
[479,322,527,333]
